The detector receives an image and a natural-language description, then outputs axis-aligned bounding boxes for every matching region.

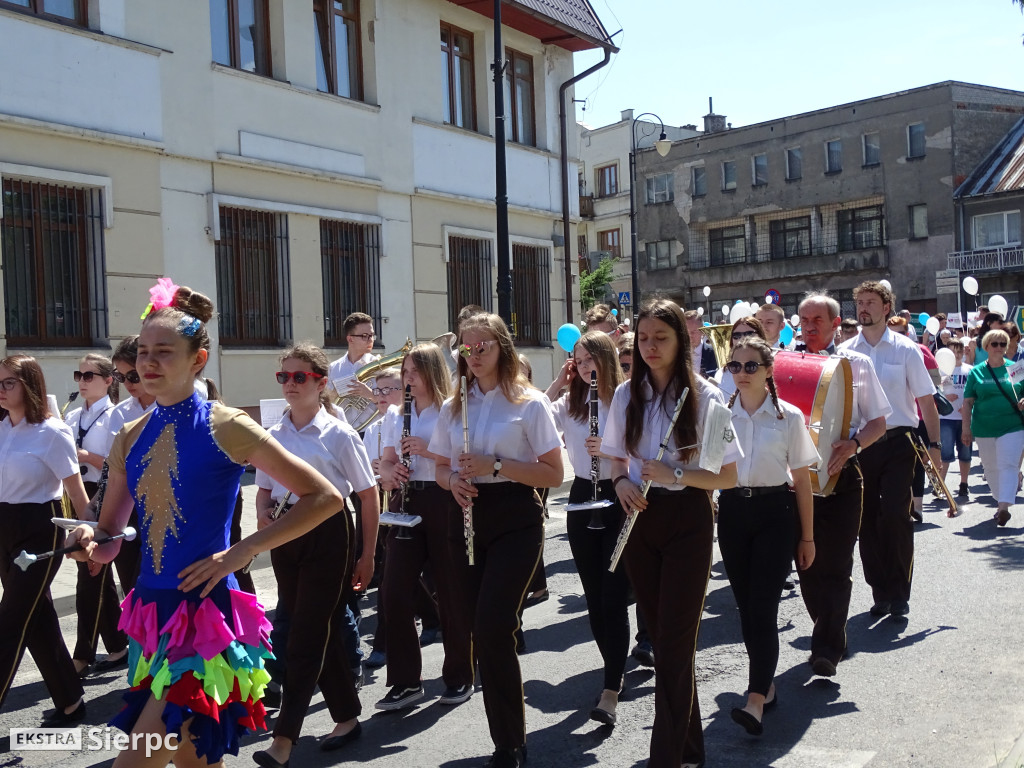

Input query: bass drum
[772,351,853,496]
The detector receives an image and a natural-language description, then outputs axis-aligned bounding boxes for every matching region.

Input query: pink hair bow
[141,277,180,320]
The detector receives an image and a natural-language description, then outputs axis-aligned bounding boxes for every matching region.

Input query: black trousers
[271,508,359,741]
[859,433,916,604]
[0,500,84,711]
[623,487,712,768]
[449,483,544,751]
[799,462,863,665]
[566,477,630,692]
[717,488,797,696]
[383,484,473,689]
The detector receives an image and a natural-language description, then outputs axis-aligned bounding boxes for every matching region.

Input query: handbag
[932,390,954,417]
[985,363,1024,429]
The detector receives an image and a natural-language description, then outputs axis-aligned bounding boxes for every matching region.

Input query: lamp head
[655,133,671,157]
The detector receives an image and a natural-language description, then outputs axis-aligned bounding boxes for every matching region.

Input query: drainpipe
[559,46,613,325]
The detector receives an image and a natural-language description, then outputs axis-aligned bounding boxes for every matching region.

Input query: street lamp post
[628,113,672,319]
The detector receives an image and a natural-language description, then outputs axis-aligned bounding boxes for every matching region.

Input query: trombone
[909,433,957,516]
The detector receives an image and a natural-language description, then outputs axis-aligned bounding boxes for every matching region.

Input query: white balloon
[702,285,711,297]
[623,317,631,326]
[880,279,892,291]
[722,304,730,316]
[730,302,753,324]
[697,307,704,316]
[925,317,940,335]
[962,276,979,296]
[935,348,956,377]
[764,294,774,304]
[790,314,800,327]
[990,295,1009,318]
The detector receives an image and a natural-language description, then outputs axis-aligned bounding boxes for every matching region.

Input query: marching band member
[755,303,787,349]
[431,313,563,768]
[713,316,768,399]
[796,294,889,677]
[603,299,742,768]
[720,337,818,736]
[67,282,345,767]
[328,312,379,429]
[0,355,90,724]
[548,331,630,725]
[253,342,377,766]
[64,353,125,677]
[375,343,474,710]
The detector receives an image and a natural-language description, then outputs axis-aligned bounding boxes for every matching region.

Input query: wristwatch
[493,457,503,478]
[929,441,941,450]
[673,467,684,485]
[852,437,862,455]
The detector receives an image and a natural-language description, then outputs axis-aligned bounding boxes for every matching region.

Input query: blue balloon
[556,323,582,353]
[918,312,930,326]
[703,322,711,327]
[611,308,618,316]
[780,324,795,346]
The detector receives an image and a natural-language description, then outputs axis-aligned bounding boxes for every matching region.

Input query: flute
[400,385,412,512]
[460,375,476,565]
[608,386,690,572]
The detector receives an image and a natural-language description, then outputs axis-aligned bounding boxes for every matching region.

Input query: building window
[0,0,86,25]
[645,240,676,270]
[825,139,842,173]
[321,219,381,347]
[447,235,493,333]
[907,122,926,159]
[909,204,928,239]
[972,211,1022,248]
[838,205,885,251]
[709,225,746,266]
[598,228,620,258]
[722,161,737,191]
[1,178,108,347]
[441,22,476,130]
[863,132,881,166]
[596,164,618,197]
[752,154,768,186]
[769,216,811,259]
[210,0,272,76]
[215,207,292,346]
[692,166,706,197]
[314,0,362,100]
[785,147,802,180]
[645,173,674,204]
[511,244,551,346]
[504,48,535,146]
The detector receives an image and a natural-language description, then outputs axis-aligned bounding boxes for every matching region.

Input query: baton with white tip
[14,526,137,572]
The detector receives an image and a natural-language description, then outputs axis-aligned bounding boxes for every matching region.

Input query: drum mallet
[13,527,137,572]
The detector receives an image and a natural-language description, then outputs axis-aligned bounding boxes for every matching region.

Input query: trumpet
[565,370,613,526]
[460,375,475,566]
[609,387,690,572]
[909,433,957,515]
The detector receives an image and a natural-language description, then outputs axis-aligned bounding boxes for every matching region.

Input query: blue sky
[573,0,1024,130]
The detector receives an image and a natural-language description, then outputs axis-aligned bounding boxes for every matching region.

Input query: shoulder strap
[986,364,1024,428]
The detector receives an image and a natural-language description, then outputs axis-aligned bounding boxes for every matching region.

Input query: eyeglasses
[0,378,18,391]
[725,360,769,374]
[372,386,402,396]
[112,369,141,385]
[620,363,631,373]
[731,331,758,341]
[348,333,376,342]
[988,341,1008,349]
[73,371,104,383]
[459,340,499,358]
[276,371,325,385]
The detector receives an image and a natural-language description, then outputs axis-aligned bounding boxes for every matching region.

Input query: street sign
[764,289,780,304]
[618,291,631,307]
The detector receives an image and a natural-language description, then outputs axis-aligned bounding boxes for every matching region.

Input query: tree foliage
[579,257,616,311]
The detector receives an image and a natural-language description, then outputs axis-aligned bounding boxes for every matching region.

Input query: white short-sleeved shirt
[842,328,933,428]
[0,416,79,504]
[730,396,820,487]
[713,367,737,399]
[551,393,612,480]
[329,351,379,427]
[383,401,441,482]
[64,395,115,483]
[833,348,893,436]
[603,377,744,490]
[429,381,562,484]
[941,364,972,422]
[107,396,157,438]
[361,412,394,466]
[255,406,375,501]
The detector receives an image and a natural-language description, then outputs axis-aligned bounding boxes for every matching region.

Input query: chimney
[621,109,634,123]
[703,97,726,134]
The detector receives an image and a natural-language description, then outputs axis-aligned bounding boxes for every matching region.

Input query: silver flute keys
[460,375,476,566]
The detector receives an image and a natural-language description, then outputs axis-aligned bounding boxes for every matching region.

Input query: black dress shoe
[320,721,362,752]
[252,749,289,768]
[589,703,616,726]
[92,653,128,673]
[41,700,87,727]
[75,663,94,680]
[730,707,763,736]
[890,599,910,617]
[869,601,891,617]
[763,690,779,711]
[811,657,837,677]
[484,746,526,767]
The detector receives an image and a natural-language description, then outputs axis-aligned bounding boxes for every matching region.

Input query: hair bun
[173,286,215,324]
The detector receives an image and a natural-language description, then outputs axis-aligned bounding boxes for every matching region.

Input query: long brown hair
[280,341,339,417]
[79,352,121,404]
[0,355,51,424]
[451,313,529,411]
[404,343,452,410]
[726,337,784,420]
[567,331,624,422]
[624,299,699,460]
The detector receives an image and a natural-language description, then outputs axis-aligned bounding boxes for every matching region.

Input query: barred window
[215,207,292,346]
[511,244,551,346]
[769,216,811,259]
[447,235,493,332]
[321,219,381,347]
[838,205,885,251]
[709,225,746,266]
[2,178,108,347]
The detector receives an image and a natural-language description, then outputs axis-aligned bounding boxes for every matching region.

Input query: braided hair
[726,337,784,420]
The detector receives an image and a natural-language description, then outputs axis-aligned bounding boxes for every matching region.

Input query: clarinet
[393,385,415,540]
[585,370,605,530]
[460,375,476,566]
[608,386,690,572]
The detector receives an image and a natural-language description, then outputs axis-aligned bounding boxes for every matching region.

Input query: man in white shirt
[328,312,380,430]
[755,303,786,349]
[899,309,919,342]
[842,282,942,621]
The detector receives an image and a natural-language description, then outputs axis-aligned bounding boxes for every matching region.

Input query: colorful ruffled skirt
[113,580,273,763]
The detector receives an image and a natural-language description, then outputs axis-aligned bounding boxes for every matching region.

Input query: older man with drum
[793,293,890,678]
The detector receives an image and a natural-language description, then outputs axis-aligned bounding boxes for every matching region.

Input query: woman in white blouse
[0,354,90,725]
[719,337,818,737]
[431,313,563,768]
[603,299,741,768]
[64,352,125,677]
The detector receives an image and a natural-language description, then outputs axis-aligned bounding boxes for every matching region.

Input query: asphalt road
[3,468,1023,768]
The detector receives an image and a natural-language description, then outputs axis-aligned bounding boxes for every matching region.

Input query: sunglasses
[276,371,325,385]
[372,386,402,396]
[348,333,376,342]
[731,331,758,341]
[0,377,18,391]
[73,371,104,383]
[459,340,499,358]
[620,362,631,373]
[988,341,1008,348]
[112,369,141,385]
[726,360,769,374]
